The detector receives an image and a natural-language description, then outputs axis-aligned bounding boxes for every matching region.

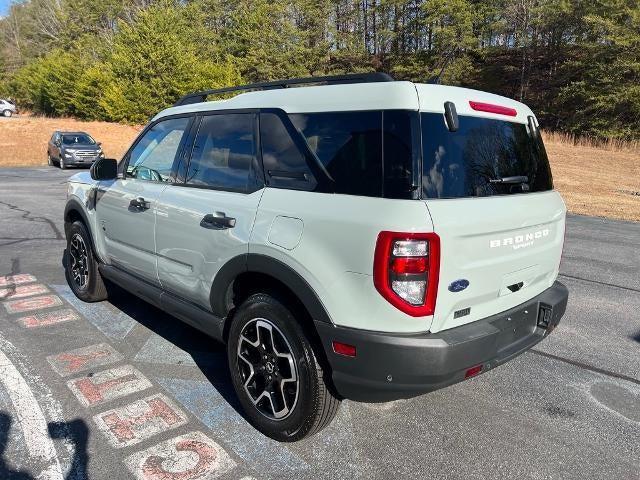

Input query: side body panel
[94,178,167,285]
[155,186,263,311]
[251,188,435,333]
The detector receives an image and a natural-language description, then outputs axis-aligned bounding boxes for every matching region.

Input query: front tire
[2,110,11,118]
[65,221,108,302]
[227,293,340,442]
[47,154,53,166]
[59,157,66,169]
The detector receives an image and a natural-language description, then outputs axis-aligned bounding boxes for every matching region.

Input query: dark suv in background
[47,131,104,169]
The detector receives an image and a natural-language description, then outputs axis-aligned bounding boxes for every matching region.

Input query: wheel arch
[64,199,97,256]
[211,254,333,337]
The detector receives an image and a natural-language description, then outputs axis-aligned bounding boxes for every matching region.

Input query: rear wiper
[489,176,529,184]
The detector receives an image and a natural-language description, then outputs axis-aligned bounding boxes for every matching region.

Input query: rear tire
[227,293,340,442]
[65,220,108,302]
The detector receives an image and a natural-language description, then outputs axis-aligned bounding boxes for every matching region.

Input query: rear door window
[421,113,553,198]
[186,113,262,193]
[260,112,316,191]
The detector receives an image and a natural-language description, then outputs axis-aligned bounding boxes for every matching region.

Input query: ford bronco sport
[64,73,569,441]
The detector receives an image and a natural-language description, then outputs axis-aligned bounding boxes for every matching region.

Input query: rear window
[421,113,553,199]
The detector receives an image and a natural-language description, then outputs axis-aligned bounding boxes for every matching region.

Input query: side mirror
[97,142,102,146]
[90,157,117,180]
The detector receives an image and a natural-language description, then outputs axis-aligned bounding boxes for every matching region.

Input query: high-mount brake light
[373,232,440,317]
[469,101,517,117]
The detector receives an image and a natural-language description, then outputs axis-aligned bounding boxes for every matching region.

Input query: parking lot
[0,167,638,479]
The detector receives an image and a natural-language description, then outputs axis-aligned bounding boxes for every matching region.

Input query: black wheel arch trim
[210,253,333,325]
[64,199,99,260]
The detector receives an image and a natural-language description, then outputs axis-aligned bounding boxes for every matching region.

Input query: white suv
[1,98,17,117]
[64,73,569,441]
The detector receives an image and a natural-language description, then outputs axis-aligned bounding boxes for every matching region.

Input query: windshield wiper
[489,176,529,184]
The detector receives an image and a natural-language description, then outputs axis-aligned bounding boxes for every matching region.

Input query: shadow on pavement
[104,282,247,420]
[0,412,90,480]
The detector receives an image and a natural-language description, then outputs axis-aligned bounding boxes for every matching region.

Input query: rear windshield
[421,113,552,199]
[62,134,95,145]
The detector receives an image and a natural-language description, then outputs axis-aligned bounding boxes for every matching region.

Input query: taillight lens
[373,232,440,317]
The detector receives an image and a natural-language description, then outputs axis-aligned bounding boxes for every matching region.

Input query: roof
[154,81,535,124]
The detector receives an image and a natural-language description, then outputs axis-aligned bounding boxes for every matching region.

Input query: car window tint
[289,111,382,197]
[260,112,316,191]
[421,113,553,198]
[186,113,260,192]
[128,117,190,182]
[62,134,95,145]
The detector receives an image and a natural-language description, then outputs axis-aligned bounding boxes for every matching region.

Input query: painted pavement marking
[16,308,80,328]
[125,431,237,480]
[0,346,64,479]
[3,294,63,314]
[53,285,137,339]
[0,283,49,300]
[94,394,188,448]
[156,377,309,473]
[67,365,152,407]
[47,343,124,377]
[0,273,37,287]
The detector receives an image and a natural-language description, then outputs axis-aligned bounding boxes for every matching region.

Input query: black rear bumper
[316,281,569,402]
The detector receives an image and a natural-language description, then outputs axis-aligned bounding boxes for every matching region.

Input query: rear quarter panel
[251,188,436,333]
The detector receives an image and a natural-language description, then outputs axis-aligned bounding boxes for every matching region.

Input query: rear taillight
[373,232,440,317]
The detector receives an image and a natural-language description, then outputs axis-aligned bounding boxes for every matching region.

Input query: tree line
[0,0,638,140]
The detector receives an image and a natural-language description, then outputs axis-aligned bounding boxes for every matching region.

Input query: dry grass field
[0,115,142,166]
[0,115,638,222]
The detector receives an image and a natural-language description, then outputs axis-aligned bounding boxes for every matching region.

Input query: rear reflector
[465,364,484,379]
[391,257,428,274]
[469,101,517,117]
[332,341,356,357]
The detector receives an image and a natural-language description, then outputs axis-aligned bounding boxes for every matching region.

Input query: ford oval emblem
[448,279,470,292]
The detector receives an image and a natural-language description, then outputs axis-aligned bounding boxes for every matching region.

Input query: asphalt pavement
[0,167,638,480]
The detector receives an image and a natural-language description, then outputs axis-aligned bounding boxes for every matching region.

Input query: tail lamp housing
[373,232,440,317]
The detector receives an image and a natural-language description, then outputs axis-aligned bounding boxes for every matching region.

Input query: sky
[0,0,12,17]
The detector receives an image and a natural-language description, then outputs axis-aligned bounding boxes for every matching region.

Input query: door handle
[129,196,151,211]
[200,212,236,229]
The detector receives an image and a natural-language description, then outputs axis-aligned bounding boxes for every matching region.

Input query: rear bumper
[316,281,569,402]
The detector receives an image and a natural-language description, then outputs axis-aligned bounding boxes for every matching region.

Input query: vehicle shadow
[103,282,246,419]
[0,412,90,480]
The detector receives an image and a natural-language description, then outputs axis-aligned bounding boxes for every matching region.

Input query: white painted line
[0,348,64,480]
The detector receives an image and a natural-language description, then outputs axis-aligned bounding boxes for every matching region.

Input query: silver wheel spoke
[236,317,299,421]
[68,233,89,289]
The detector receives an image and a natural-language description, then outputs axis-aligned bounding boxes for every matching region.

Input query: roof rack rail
[173,72,394,107]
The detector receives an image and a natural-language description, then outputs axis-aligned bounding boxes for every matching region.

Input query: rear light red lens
[373,231,440,317]
[332,341,356,357]
[391,257,427,274]
[469,101,517,117]
[465,364,483,379]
